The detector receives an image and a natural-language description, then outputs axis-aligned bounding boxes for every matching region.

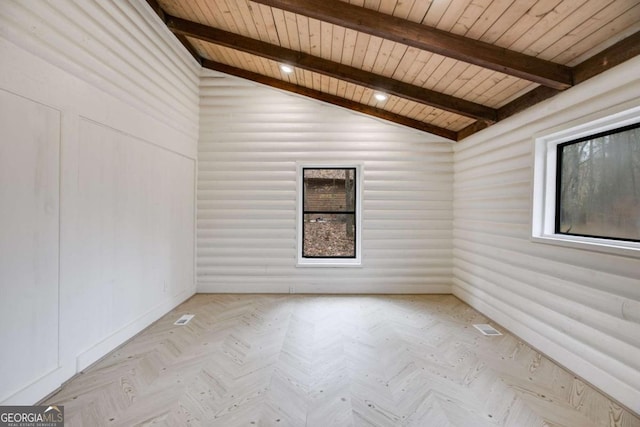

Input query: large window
[532,104,640,256]
[556,123,640,242]
[297,164,362,266]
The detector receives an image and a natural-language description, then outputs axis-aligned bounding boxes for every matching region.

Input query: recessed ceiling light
[280,64,294,74]
[374,92,388,102]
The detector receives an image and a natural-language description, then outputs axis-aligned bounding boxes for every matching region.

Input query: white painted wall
[0,1,199,404]
[453,57,640,413]
[198,70,453,294]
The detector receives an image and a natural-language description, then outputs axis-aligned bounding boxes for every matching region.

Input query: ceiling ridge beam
[166,14,497,123]
[250,0,573,90]
[201,59,458,141]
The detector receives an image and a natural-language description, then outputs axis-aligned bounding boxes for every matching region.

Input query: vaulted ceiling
[147,0,640,141]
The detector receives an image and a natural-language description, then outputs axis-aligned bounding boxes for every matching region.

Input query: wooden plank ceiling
[149,0,640,141]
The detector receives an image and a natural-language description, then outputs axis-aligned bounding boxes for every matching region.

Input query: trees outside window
[532,106,640,257]
[297,164,362,266]
[557,123,640,242]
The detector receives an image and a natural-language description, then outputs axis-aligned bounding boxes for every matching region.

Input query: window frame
[531,103,640,258]
[296,163,363,267]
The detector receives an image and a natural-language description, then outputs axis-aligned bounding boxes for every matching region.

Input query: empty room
[1,0,639,426]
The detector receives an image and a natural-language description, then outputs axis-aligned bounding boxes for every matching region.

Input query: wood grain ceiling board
[168,11,538,112]
[311,0,639,66]
[153,0,640,140]
[546,2,640,65]
[252,0,573,88]
[159,0,640,69]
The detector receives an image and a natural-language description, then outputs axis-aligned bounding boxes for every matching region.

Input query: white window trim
[531,101,640,258]
[296,162,363,267]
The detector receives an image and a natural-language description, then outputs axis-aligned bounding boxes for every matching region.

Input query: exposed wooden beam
[150,2,640,142]
[459,31,640,139]
[175,34,203,65]
[456,121,489,141]
[166,15,497,122]
[145,1,201,65]
[250,0,573,90]
[573,31,640,84]
[457,86,564,139]
[497,86,560,121]
[145,0,165,22]
[202,59,458,141]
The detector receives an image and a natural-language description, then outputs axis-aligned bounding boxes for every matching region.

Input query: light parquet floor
[45,294,640,426]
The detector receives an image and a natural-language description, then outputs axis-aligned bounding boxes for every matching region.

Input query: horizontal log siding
[0,0,200,143]
[198,70,453,293]
[452,57,640,413]
[0,0,198,403]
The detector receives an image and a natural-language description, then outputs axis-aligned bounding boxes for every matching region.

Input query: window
[297,164,362,266]
[532,104,640,256]
[556,124,640,242]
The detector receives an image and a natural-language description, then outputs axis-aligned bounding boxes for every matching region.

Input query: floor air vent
[174,314,194,326]
[473,324,502,336]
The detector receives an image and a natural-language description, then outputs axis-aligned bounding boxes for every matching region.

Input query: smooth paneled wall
[453,57,640,413]
[198,70,453,294]
[0,1,199,404]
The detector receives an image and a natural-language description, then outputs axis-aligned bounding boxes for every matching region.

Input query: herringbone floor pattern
[45,295,640,426]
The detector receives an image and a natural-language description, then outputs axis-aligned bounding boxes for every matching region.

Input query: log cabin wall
[1,0,639,413]
[0,1,199,404]
[197,69,454,293]
[453,55,640,413]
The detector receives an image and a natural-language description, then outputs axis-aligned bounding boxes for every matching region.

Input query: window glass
[302,168,357,258]
[303,214,355,257]
[556,123,640,242]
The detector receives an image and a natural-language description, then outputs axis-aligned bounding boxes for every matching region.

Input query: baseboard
[197,282,452,294]
[76,288,195,372]
[6,288,196,406]
[452,281,640,415]
[0,366,74,406]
